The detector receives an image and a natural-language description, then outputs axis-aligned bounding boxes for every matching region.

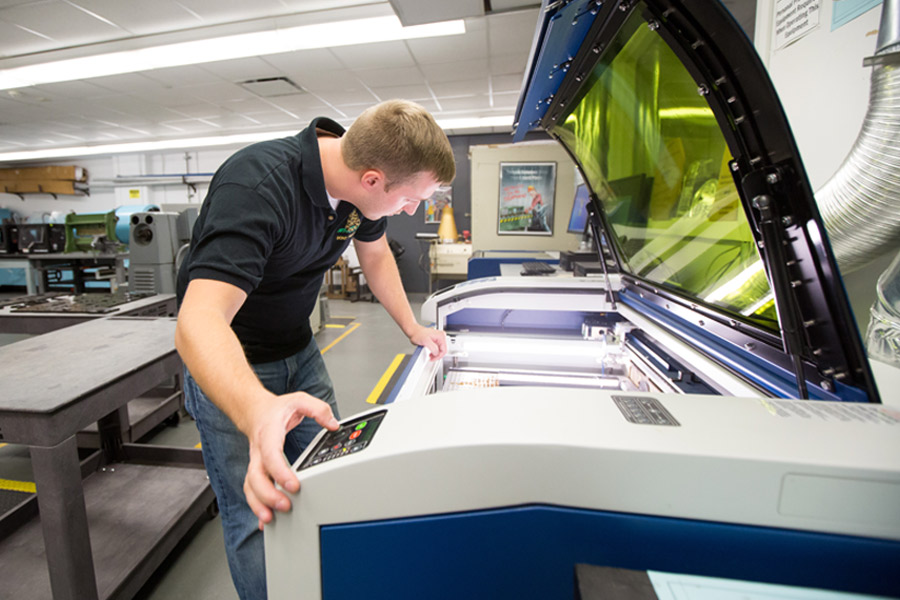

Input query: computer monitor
[567,183,591,234]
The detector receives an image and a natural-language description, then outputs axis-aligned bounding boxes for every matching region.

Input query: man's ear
[361,169,384,191]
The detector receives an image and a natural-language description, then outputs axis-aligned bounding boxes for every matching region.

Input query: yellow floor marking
[0,443,7,449]
[366,354,406,404]
[195,442,202,449]
[325,324,346,329]
[0,478,36,494]
[319,322,361,355]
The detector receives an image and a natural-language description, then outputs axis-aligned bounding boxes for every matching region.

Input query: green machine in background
[64,210,122,253]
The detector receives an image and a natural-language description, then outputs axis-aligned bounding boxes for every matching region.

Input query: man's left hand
[408,325,447,360]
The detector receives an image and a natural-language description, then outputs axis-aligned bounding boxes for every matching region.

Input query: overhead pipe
[816,0,900,273]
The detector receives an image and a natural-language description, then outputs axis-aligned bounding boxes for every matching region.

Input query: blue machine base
[321,504,900,599]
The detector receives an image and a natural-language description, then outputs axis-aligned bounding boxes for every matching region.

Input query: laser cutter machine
[266,1,900,597]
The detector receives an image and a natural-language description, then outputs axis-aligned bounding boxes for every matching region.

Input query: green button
[355,421,367,430]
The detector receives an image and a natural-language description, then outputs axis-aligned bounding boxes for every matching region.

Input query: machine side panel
[320,504,900,599]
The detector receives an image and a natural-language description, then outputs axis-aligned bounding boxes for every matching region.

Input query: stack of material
[0,165,88,195]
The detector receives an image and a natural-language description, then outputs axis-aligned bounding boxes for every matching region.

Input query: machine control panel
[297,410,387,471]
[613,395,680,426]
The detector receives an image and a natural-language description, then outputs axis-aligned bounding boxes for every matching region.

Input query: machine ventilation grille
[238,77,305,97]
[131,269,156,293]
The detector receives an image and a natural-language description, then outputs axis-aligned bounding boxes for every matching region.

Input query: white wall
[470,141,582,252]
[754,0,895,333]
[0,145,241,223]
[755,0,882,190]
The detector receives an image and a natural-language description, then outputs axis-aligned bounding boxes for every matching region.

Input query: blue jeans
[183,337,338,600]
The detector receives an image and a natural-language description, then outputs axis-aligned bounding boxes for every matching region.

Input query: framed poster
[424,186,452,224]
[498,162,555,235]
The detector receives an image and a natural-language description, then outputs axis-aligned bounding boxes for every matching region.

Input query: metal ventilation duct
[816,0,900,274]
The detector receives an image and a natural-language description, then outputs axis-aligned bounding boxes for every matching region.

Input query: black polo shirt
[176,117,387,363]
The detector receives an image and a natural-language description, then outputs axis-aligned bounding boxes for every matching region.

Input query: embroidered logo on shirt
[336,209,361,241]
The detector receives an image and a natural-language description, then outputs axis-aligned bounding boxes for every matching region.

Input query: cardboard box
[0,165,87,182]
[1,180,88,195]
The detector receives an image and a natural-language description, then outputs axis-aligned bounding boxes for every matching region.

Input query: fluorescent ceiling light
[0,16,465,90]
[0,115,513,162]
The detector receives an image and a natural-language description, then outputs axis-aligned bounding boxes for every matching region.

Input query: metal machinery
[16,222,66,254]
[128,210,195,294]
[266,1,900,598]
[64,210,121,253]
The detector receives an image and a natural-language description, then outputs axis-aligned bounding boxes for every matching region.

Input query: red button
[349,430,361,440]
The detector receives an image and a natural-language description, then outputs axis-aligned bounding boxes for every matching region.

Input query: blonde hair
[342,100,456,188]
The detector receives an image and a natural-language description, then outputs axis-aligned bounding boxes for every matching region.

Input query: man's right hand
[242,391,339,530]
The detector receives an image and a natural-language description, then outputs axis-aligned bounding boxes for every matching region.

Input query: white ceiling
[0,0,756,160]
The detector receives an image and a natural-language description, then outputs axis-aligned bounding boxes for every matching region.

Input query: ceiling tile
[430,79,489,97]
[125,87,210,108]
[353,65,425,88]
[487,9,540,57]
[0,0,124,48]
[264,94,332,115]
[158,117,226,134]
[314,90,379,107]
[164,102,227,119]
[210,113,277,129]
[212,110,292,127]
[405,28,488,65]
[29,80,113,98]
[368,84,432,101]
[142,65,226,87]
[175,0,296,25]
[491,91,520,109]
[218,97,284,114]
[290,70,366,94]
[198,57,285,83]
[64,0,202,35]
[491,0,541,10]
[182,82,256,104]
[279,0,385,11]
[0,99,63,123]
[87,72,175,95]
[329,41,415,70]
[0,18,56,57]
[261,49,346,79]
[490,54,528,76]
[420,59,489,83]
[95,96,190,121]
[388,0,483,26]
[0,1,541,156]
[491,73,524,93]
[436,96,492,111]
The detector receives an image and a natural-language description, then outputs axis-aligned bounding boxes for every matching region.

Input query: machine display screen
[297,410,387,471]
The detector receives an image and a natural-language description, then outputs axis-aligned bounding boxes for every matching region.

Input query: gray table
[0,292,176,335]
[0,317,214,600]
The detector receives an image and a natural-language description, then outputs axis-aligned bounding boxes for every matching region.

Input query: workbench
[0,317,214,600]
[0,292,176,335]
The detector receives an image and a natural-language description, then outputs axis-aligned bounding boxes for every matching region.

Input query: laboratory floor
[0,292,427,600]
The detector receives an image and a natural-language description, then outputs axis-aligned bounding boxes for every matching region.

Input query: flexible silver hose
[816,0,900,274]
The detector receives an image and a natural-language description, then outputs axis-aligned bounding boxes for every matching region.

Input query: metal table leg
[30,436,100,600]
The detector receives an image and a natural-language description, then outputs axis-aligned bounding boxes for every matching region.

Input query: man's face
[371,172,442,219]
